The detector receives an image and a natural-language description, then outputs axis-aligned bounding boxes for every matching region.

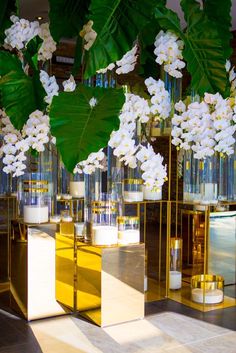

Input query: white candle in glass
[200,183,217,203]
[191,288,223,304]
[69,181,85,198]
[24,205,48,224]
[118,229,140,245]
[123,191,143,202]
[143,186,162,201]
[92,225,118,246]
[169,271,182,290]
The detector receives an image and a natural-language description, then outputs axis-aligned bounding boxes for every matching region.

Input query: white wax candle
[92,225,118,246]
[50,215,61,223]
[69,181,85,198]
[62,194,72,200]
[61,215,73,222]
[123,191,143,202]
[118,229,140,245]
[74,222,84,236]
[24,205,48,224]
[200,183,217,203]
[169,271,182,290]
[191,288,223,304]
[143,186,162,201]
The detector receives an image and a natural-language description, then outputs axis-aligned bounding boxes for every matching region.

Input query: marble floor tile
[189,332,236,353]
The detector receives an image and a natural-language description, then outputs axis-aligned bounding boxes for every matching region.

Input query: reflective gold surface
[10,220,68,320]
[76,242,145,327]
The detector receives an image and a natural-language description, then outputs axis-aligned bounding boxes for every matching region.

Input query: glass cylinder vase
[123,164,143,202]
[117,216,140,245]
[169,238,182,290]
[199,154,218,204]
[218,155,234,201]
[19,148,53,223]
[91,193,118,246]
[183,150,201,202]
[69,173,85,198]
[160,67,182,135]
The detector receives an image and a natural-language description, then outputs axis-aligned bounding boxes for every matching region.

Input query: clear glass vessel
[169,238,182,290]
[218,155,234,201]
[123,164,143,202]
[19,148,53,223]
[199,154,218,204]
[69,173,85,198]
[91,193,118,246]
[183,150,201,202]
[117,216,140,245]
[191,274,224,304]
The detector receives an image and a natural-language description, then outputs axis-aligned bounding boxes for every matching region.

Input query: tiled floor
[0,301,235,353]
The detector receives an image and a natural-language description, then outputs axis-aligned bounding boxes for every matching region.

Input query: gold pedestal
[56,229,145,327]
[10,220,69,320]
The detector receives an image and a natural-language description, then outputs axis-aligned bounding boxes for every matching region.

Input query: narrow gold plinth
[76,242,145,327]
[55,231,145,327]
[10,220,68,320]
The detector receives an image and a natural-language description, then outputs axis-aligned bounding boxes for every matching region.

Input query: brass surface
[191,274,224,290]
[123,179,143,185]
[76,242,145,327]
[10,220,68,320]
[170,238,182,250]
[55,232,75,311]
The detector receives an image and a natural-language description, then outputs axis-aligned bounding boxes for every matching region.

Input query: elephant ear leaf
[84,0,158,78]
[49,84,125,173]
[0,52,46,130]
[203,0,232,59]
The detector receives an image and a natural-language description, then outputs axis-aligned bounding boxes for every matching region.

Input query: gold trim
[23,180,48,185]
[117,216,139,224]
[191,274,224,290]
[123,179,143,185]
[23,188,48,193]
[170,237,182,250]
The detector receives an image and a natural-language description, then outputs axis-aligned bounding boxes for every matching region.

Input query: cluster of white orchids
[4,16,56,61]
[172,93,236,159]
[0,110,54,177]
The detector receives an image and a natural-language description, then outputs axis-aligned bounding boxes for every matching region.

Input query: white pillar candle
[50,215,61,223]
[123,191,143,202]
[24,205,48,224]
[118,229,140,245]
[169,271,182,290]
[61,215,73,222]
[200,183,217,204]
[143,186,162,201]
[92,225,118,246]
[69,181,85,198]
[191,288,223,304]
[74,222,84,236]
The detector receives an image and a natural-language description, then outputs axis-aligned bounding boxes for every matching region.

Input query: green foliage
[84,0,158,78]
[49,0,89,42]
[0,0,17,44]
[203,0,232,59]
[23,36,43,72]
[180,0,229,97]
[0,59,46,130]
[49,84,125,172]
[154,0,230,97]
[0,51,22,75]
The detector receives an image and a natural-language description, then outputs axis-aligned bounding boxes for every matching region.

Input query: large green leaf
[0,0,17,44]
[49,84,125,173]
[49,0,89,41]
[0,69,46,130]
[181,0,229,97]
[204,0,232,59]
[23,36,43,72]
[84,0,158,78]
[154,1,229,96]
[0,51,22,76]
